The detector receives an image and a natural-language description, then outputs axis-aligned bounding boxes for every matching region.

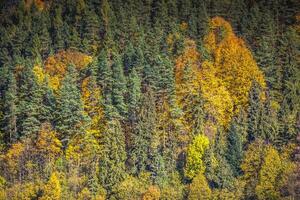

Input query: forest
[0,0,299,199]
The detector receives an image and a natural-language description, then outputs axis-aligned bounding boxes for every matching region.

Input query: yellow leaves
[142,186,161,200]
[25,0,46,11]
[175,17,266,129]
[188,173,211,200]
[5,182,40,200]
[1,141,25,177]
[204,17,266,113]
[180,22,188,31]
[199,61,233,126]
[66,130,102,169]
[32,65,45,84]
[44,50,93,91]
[81,76,104,138]
[40,171,61,200]
[35,123,62,161]
[255,145,296,200]
[48,75,60,91]
[185,134,210,179]
[255,146,281,199]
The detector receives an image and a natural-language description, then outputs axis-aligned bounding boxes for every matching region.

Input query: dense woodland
[0,0,299,199]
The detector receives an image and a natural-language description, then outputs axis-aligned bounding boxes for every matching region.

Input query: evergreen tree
[247,81,263,142]
[51,6,64,51]
[56,65,88,144]
[111,53,127,118]
[18,65,44,138]
[99,119,126,197]
[129,88,157,176]
[82,8,100,54]
[127,68,141,125]
[226,116,244,177]
[3,72,18,143]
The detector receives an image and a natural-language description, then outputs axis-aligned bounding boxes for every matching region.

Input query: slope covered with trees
[0,0,299,199]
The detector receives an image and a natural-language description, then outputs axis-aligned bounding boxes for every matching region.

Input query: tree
[82,8,100,54]
[226,117,244,176]
[52,6,64,51]
[185,134,209,179]
[98,119,126,197]
[129,88,157,176]
[40,172,61,200]
[19,65,45,138]
[127,68,141,126]
[3,72,18,143]
[35,122,62,173]
[204,16,266,116]
[241,139,266,200]
[111,53,127,118]
[142,185,160,200]
[247,81,263,142]
[188,173,211,200]
[55,65,88,145]
[256,145,295,200]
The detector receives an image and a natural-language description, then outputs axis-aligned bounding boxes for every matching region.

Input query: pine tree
[111,53,127,118]
[226,116,244,177]
[52,6,64,51]
[56,65,88,145]
[18,65,44,138]
[129,88,157,176]
[247,81,263,142]
[99,119,126,196]
[127,68,141,125]
[82,8,100,54]
[3,72,18,143]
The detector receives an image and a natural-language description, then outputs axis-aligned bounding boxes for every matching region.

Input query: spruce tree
[3,72,18,143]
[56,65,88,144]
[127,68,141,125]
[111,53,127,118]
[247,81,263,142]
[18,65,44,138]
[129,88,157,176]
[98,119,126,197]
[82,8,100,54]
[226,116,244,177]
[52,6,65,51]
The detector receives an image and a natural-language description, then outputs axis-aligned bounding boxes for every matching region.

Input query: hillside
[0,0,299,199]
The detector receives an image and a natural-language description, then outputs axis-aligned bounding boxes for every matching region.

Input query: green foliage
[0,1,298,199]
[56,65,88,144]
[98,119,126,196]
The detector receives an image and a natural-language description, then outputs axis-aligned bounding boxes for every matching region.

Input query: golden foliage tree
[35,122,62,163]
[255,145,296,199]
[44,50,92,91]
[40,171,62,200]
[185,134,210,179]
[142,185,161,200]
[188,173,211,200]
[175,17,266,128]
[204,17,266,112]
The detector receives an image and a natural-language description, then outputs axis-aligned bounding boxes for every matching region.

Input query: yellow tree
[185,134,210,179]
[40,171,61,200]
[81,75,104,138]
[188,173,211,200]
[35,122,62,170]
[204,17,265,112]
[44,49,92,91]
[255,145,296,199]
[241,140,266,199]
[175,39,232,130]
